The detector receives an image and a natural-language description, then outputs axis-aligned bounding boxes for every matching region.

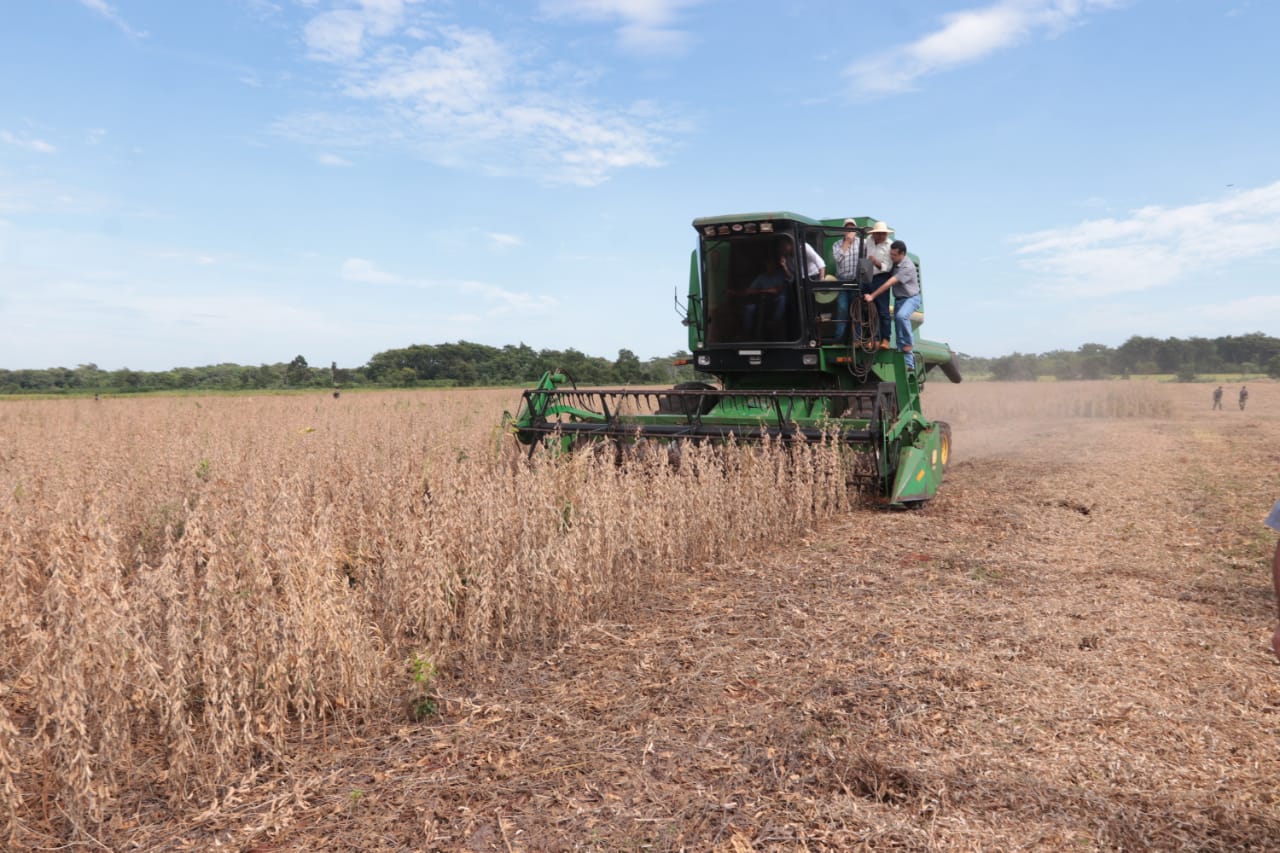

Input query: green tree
[614,348,644,382]
[111,368,142,390]
[989,353,1039,381]
[1113,336,1160,375]
[285,355,310,386]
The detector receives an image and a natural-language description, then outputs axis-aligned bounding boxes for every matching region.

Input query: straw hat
[869,221,892,234]
[842,218,857,227]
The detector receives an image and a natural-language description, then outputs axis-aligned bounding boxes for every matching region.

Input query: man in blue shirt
[736,256,789,338]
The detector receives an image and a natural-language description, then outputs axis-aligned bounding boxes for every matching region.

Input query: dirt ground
[134,381,1280,852]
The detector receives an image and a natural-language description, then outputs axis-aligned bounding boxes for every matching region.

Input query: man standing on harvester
[864,240,921,368]
[862,221,894,346]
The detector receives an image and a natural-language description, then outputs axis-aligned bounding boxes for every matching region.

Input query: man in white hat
[862,221,894,347]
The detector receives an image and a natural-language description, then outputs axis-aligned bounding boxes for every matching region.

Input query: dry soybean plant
[0,390,850,844]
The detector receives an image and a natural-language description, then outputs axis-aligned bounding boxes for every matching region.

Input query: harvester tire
[937,421,952,470]
[871,382,900,495]
[656,381,719,417]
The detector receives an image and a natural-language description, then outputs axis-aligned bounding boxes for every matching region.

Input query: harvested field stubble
[3,380,1280,850]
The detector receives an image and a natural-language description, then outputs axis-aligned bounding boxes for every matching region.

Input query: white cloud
[304,10,370,61]
[0,254,348,370]
[303,0,413,61]
[457,279,558,315]
[616,23,691,55]
[339,257,555,314]
[847,0,1126,95]
[488,232,524,249]
[147,249,219,266]
[541,0,702,55]
[342,257,404,284]
[0,178,102,215]
[1165,293,1280,331]
[316,152,353,166]
[78,0,148,39]
[0,131,56,154]
[343,27,506,109]
[1011,181,1280,295]
[281,11,673,186]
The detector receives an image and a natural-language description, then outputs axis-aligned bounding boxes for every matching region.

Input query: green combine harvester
[510,212,962,507]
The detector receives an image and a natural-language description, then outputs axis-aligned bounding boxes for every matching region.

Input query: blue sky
[2,0,1279,371]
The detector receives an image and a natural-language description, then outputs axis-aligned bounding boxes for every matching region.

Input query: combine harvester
[510,212,962,507]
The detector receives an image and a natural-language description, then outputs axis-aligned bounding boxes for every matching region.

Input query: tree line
[961,333,1280,381]
[0,343,695,395]
[2,333,1278,395]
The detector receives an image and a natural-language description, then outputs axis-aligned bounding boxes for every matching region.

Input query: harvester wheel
[882,439,901,494]
[656,381,719,417]
[871,382,900,498]
[937,421,952,470]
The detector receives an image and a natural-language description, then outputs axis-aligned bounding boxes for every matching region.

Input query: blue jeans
[894,293,922,367]
[826,290,851,342]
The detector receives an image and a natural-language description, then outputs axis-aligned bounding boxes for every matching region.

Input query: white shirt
[802,242,825,278]
[866,236,892,277]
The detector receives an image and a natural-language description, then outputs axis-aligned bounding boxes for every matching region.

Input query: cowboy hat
[869,221,892,234]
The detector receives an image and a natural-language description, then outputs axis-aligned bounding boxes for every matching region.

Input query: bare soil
[127,382,1280,851]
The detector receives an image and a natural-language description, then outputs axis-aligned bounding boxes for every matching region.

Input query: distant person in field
[1213,386,1223,410]
[1240,385,1249,410]
[1265,499,1280,661]
[865,239,920,368]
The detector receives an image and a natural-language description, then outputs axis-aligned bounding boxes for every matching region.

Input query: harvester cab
[686,213,959,386]
[511,212,962,508]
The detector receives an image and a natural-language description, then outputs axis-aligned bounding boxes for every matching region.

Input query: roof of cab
[690,213,887,231]
[690,211,820,229]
